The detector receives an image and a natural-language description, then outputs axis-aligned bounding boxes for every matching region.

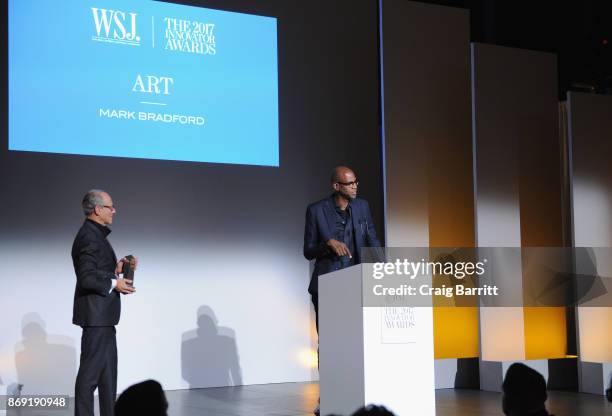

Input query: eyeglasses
[337,180,359,187]
[101,205,116,211]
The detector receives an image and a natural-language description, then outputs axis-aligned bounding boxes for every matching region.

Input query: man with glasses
[303,166,381,415]
[72,189,136,416]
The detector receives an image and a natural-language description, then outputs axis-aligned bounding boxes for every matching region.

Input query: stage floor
[162,382,612,416]
[24,382,609,415]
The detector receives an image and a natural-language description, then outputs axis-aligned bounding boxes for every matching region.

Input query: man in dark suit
[303,166,381,415]
[303,166,381,329]
[72,190,136,416]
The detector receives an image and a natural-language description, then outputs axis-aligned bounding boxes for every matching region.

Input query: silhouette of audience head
[502,363,550,416]
[351,404,395,416]
[115,379,168,416]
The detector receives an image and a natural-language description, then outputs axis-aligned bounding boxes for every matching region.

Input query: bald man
[72,190,136,416]
[303,166,381,331]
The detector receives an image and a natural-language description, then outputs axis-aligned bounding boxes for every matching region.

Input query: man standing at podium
[72,190,136,416]
[303,166,381,415]
[303,165,381,332]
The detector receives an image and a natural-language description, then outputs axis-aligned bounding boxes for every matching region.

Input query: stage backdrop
[0,0,383,394]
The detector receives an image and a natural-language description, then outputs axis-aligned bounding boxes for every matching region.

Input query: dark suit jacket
[72,219,120,326]
[303,196,381,295]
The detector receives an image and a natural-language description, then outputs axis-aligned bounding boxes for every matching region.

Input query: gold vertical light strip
[433,306,480,358]
[429,143,479,359]
[472,43,566,362]
[518,63,567,358]
[380,0,476,360]
[523,307,567,359]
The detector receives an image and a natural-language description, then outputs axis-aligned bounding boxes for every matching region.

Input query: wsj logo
[91,8,140,46]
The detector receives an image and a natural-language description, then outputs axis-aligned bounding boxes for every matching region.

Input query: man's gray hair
[82,189,107,216]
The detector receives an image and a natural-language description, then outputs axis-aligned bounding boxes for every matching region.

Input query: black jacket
[71,219,120,326]
[303,196,381,295]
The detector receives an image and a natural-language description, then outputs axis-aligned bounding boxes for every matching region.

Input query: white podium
[318,264,436,416]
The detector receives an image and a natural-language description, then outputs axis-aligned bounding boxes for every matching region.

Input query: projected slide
[9,0,279,166]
